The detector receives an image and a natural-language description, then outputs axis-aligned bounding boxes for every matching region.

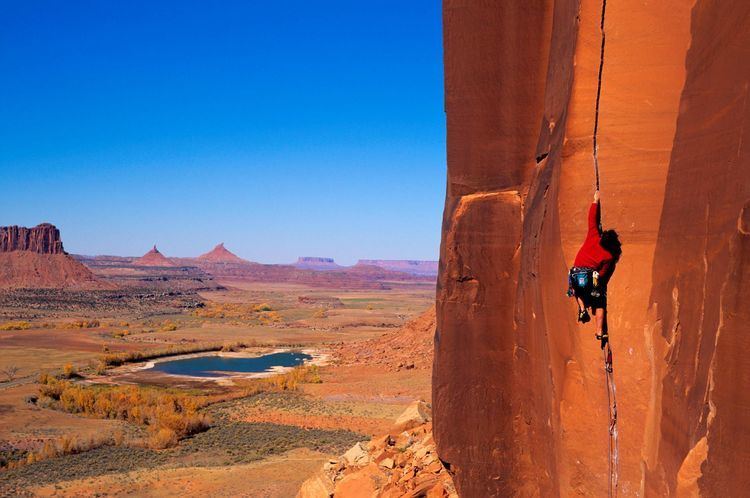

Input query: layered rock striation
[435,1,750,496]
[0,224,65,254]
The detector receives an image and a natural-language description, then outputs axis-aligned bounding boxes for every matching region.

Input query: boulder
[342,442,370,467]
[368,434,393,452]
[296,471,334,498]
[335,463,383,497]
[296,423,455,498]
[395,401,431,430]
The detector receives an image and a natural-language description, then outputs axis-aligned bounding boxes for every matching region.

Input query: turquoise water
[150,351,312,378]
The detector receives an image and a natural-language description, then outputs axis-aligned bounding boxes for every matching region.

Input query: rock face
[435,1,750,496]
[197,243,247,263]
[0,224,105,289]
[134,245,176,267]
[357,260,439,277]
[0,224,65,254]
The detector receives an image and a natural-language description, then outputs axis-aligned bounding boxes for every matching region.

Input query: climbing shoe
[578,309,591,323]
[596,331,609,349]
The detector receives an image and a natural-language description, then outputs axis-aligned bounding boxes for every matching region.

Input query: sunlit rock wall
[434,0,750,496]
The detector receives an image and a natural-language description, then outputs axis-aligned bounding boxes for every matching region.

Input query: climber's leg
[576,296,590,323]
[595,307,609,348]
[595,307,605,334]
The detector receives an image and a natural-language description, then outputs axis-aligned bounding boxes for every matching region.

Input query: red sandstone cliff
[435,1,750,496]
[0,224,106,289]
[0,224,65,254]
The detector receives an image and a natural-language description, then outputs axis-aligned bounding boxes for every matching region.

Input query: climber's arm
[587,191,601,238]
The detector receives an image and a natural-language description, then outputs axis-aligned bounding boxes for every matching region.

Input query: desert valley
[0,223,452,497]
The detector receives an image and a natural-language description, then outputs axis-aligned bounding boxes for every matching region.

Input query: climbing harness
[592,0,618,495]
[567,267,603,312]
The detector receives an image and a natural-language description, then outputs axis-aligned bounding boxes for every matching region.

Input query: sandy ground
[0,383,129,452]
[0,281,433,497]
[29,447,328,498]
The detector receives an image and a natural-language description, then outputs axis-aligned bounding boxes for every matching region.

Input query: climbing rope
[603,343,619,497]
[592,0,617,495]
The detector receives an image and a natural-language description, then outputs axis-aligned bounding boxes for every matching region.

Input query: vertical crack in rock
[592,0,608,188]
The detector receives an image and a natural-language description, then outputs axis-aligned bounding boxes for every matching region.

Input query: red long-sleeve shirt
[573,202,614,283]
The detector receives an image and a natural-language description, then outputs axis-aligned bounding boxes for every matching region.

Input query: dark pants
[569,267,607,310]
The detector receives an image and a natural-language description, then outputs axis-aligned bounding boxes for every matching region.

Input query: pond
[148,351,313,378]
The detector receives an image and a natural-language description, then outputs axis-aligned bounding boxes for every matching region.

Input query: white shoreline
[110,348,329,384]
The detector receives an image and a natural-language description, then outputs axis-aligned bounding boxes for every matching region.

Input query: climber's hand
[594,190,600,203]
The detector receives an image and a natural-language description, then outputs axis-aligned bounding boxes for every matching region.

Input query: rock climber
[568,190,622,348]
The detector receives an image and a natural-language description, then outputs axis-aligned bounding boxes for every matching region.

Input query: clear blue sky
[0,1,445,265]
